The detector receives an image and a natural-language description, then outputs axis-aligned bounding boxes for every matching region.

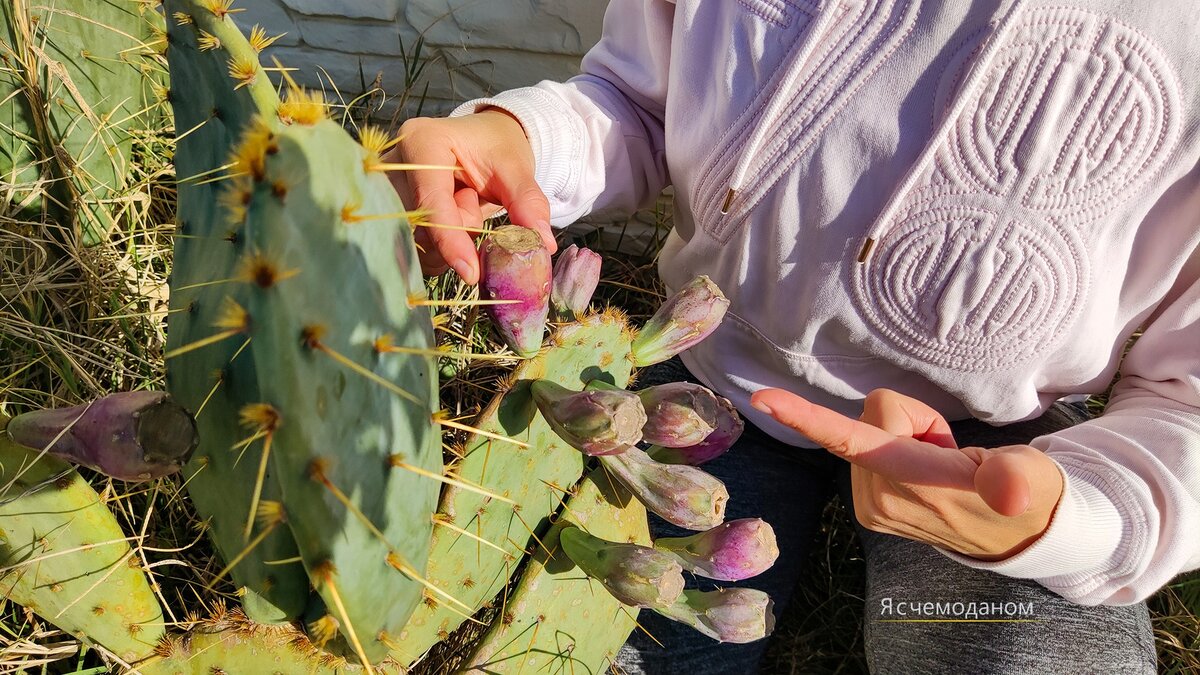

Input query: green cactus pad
[0,418,165,662]
[1,0,165,245]
[163,0,306,624]
[462,464,650,672]
[235,118,441,664]
[140,607,404,675]
[392,311,635,665]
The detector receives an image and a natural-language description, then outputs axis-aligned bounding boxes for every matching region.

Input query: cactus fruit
[654,519,779,582]
[654,588,776,644]
[0,417,165,662]
[648,394,744,465]
[551,244,603,321]
[480,225,553,355]
[163,0,441,662]
[599,446,729,530]
[631,276,730,367]
[0,0,166,245]
[636,382,722,448]
[559,527,685,609]
[5,392,197,481]
[531,379,647,455]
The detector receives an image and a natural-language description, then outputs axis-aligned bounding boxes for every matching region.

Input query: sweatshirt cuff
[452,87,585,228]
[938,459,1127,588]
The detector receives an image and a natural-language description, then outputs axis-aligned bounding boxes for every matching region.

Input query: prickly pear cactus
[0,0,165,245]
[0,417,165,662]
[163,0,441,664]
[392,311,646,666]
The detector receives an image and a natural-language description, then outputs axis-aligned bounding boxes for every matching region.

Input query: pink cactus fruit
[5,391,198,481]
[648,394,744,465]
[654,588,776,644]
[599,446,728,530]
[551,244,602,320]
[631,276,730,367]
[480,225,552,356]
[637,382,720,448]
[654,518,779,581]
[531,379,646,456]
[559,526,685,609]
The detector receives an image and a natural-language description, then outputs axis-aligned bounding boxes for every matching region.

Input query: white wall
[234,0,608,118]
[234,0,667,248]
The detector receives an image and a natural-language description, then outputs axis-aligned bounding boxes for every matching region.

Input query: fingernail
[751,400,773,415]
[537,220,557,251]
[450,258,476,284]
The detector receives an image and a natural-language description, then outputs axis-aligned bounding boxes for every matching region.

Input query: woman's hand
[386,109,556,284]
[750,388,1064,560]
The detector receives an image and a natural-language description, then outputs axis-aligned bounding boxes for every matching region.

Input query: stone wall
[233,0,607,119]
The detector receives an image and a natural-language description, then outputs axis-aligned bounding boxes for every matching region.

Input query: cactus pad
[392,311,635,665]
[164,0,305,623]
[462,465,651,672]
[164,1,442,661]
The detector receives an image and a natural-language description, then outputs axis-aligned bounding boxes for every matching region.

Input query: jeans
[614,360,1155,674]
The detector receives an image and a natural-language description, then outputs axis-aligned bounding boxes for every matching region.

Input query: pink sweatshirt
[455,0,1200,605]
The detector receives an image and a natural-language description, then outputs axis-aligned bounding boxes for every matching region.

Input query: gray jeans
[614,360,1155,674]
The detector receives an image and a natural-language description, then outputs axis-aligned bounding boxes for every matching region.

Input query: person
[387,1,1200,672]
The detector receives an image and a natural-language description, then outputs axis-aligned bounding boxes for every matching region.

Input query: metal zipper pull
[720,188,737,215]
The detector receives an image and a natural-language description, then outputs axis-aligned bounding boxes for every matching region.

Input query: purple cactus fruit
[531,380,646,456]
[631,276,730,367]
[638,382,720,448]
[551,244,602,321]
[654,518,779,581]
[5,391,198,481]
[558,527,685,609]
[599,446,728,530]
[648,395,744,465]
[654,588,776,644]
[480,225,552,356]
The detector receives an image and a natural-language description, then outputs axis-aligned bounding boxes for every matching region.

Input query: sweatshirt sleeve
[944,246,1200,605]
[451,0,675,227]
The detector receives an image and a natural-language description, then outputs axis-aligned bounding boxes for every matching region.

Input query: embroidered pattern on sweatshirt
[854,6,1181,372]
